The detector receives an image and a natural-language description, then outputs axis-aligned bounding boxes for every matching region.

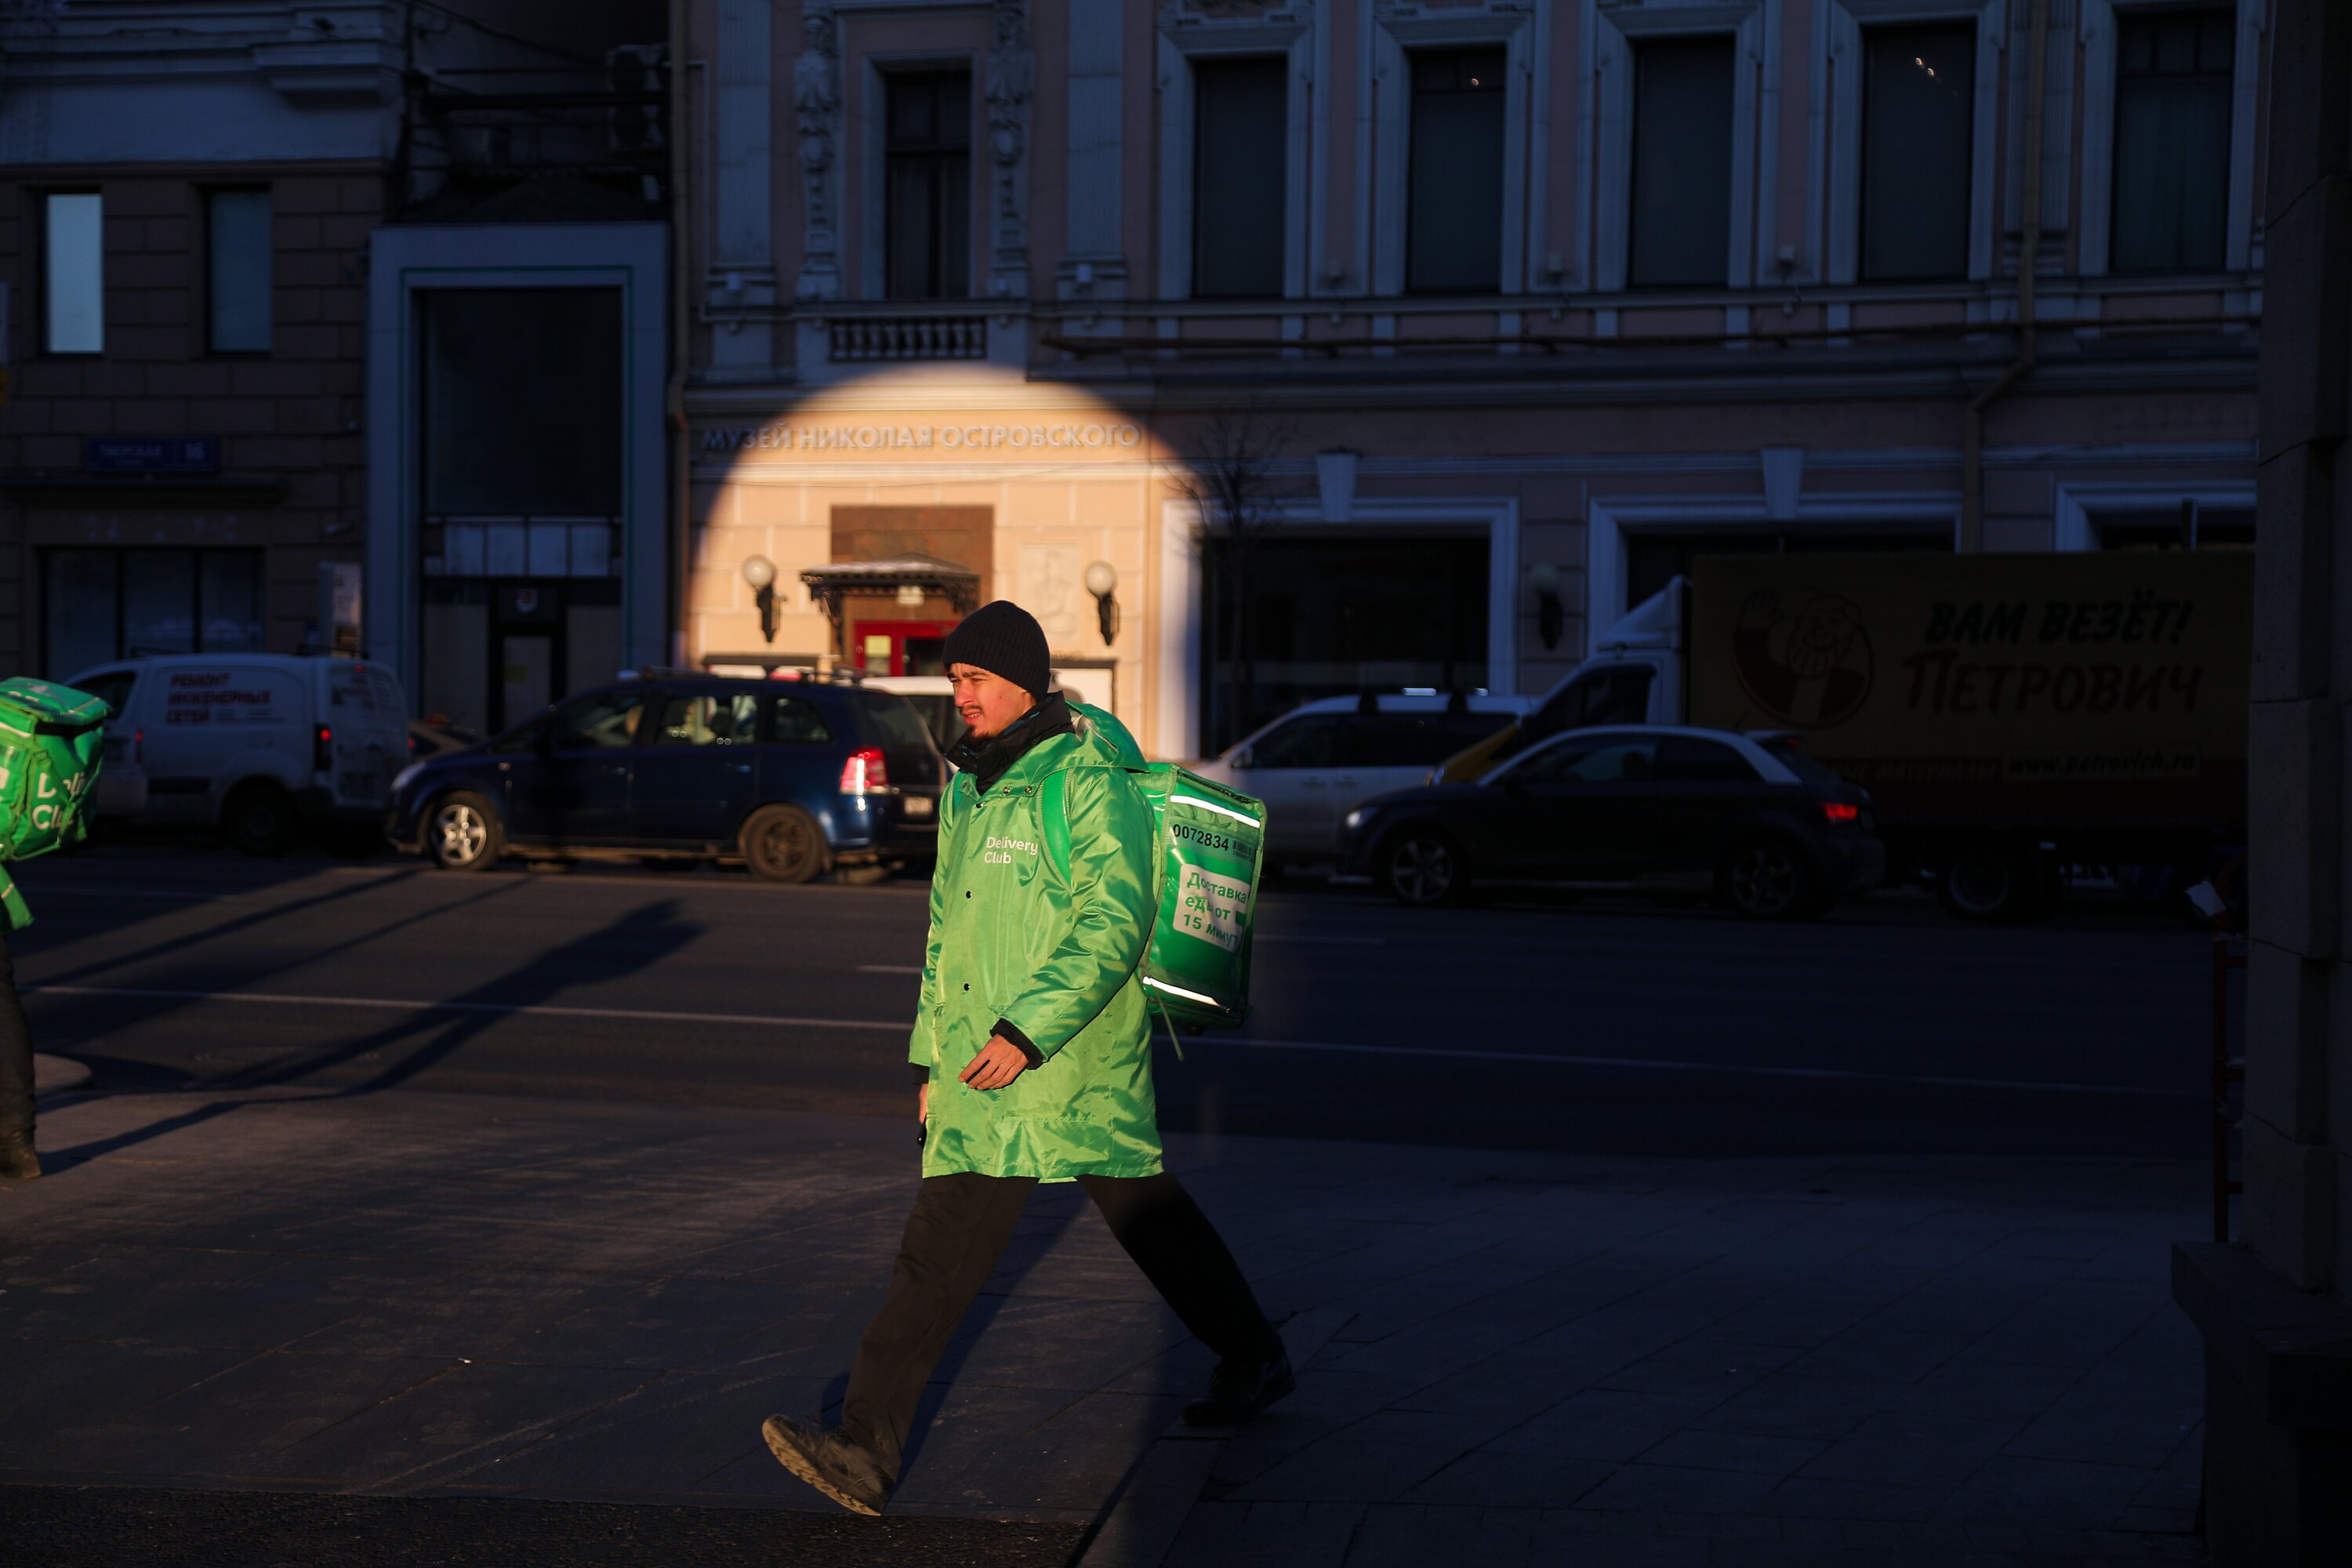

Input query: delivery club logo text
[983,835,1038,866]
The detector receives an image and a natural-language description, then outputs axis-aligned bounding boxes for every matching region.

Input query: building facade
[0,1,670,734]
[681,0,2266,757]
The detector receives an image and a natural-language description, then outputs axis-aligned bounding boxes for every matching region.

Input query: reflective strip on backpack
[1169,793,1261,829]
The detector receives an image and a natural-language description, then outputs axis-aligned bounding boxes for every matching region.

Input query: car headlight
[391,762,426,795]
[1343,807,1372,833]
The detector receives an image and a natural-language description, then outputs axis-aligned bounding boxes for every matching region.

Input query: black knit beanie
[941,601,1051,700]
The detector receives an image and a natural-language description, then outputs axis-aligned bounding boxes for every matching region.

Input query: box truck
[1439,552,2249,920]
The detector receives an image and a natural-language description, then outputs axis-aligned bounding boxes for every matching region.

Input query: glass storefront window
[423,288,623,517]
[199,550,268,650]
[44,549,267,677]
[1200,535,1491,752]
[123,551,197,655]
[45,550,120,679]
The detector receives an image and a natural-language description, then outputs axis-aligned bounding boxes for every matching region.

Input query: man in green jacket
[762,601,1291,1515]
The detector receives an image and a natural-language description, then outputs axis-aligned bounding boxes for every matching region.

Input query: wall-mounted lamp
[1084,561,1120,647]
[1528,561,1564,652]
[742,554,779,644]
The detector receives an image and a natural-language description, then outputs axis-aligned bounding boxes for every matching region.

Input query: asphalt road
[11,848,2217,1158]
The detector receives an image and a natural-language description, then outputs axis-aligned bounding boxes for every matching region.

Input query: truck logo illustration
[1730,588,1874,728]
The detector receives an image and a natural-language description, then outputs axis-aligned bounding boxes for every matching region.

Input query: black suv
[387,674,946,881]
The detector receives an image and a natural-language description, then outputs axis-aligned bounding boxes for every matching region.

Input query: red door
[851,619,955,676]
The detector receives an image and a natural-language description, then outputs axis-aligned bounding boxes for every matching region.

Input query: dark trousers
[0,933,31,1143]
[840,1171,1280,1477]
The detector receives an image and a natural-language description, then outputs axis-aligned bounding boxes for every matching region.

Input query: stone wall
[0,167,379,670]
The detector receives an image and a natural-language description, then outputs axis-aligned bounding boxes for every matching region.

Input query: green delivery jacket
[909,707,1162,1181]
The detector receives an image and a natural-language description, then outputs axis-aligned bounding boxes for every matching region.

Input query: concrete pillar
[2174,1,2352,1561]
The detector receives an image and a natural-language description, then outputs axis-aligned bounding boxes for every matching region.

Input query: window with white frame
[884,71,972,301]
[205,187,272,354]
[1628,37,1734,289]
[42,191,103,355]
[1192,56,1289,299]
[2111,9,2234,274]
[2095,501,2254,550]
[1860,25,1976,281]
[1406,48,1507,294]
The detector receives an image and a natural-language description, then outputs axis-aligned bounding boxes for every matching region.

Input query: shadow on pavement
[42,898,707,1173]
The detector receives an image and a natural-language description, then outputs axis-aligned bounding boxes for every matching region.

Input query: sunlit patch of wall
[688,365,1191,744]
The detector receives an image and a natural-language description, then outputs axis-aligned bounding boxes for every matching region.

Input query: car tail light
[132,729,143,766]
[315,725,333,771]
[1822,800,1860,826]
[840,746,889,796]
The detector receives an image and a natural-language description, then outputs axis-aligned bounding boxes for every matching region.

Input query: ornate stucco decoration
[985,0,1033,302]
[794,1,844,301]
[1371,0,1530,17]
[1159,0,1314,32]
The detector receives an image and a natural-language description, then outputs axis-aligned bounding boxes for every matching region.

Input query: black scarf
[946,691,1074,794]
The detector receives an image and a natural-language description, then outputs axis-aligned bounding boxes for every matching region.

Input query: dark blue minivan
[385,674,946,881]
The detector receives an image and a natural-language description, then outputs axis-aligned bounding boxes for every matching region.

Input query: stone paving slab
[2,1086,2209,1566]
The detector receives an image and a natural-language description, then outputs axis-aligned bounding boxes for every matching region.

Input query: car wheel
[1937,839,2041,923]
[426,791,503,871]
[222,782,300,857]
[742,805,826,884]
[1720,837,1817,920]
[1381,828,1465,907]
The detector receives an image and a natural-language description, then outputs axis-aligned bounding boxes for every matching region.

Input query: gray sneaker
[760,1414,893,1515]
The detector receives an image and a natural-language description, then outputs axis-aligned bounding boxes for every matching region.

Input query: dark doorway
[1200,533,1490,754]
[420,578,622,734]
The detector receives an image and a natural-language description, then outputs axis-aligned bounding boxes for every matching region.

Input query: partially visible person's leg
[837,1170,1037,1473]
[1078,1171,1290,1422]
[0,931,38,1181]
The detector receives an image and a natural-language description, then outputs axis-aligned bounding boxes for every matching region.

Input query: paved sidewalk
[2,1086,2206,1566]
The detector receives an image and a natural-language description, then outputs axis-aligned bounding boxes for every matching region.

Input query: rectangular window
[1407,48,1507,295]
[422,287,623,517]
[42,191,104,354]
[1860,26,1976,281]
[884,71,972,300]
[206,187,273,353]
[2095,503,2255,550]
[2111,9,2234,274]
[43,549,267,677]
[1192,56,1288,299]
[1628,38,1734,289]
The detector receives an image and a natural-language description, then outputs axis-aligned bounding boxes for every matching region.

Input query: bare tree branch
[1167,400,1303,751]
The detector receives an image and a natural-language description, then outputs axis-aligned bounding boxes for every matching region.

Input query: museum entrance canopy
[799,553,982,626]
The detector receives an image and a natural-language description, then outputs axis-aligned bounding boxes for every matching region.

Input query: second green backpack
[0,677,111,928]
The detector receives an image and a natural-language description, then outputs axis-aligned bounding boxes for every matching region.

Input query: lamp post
[1528,561,1564,652]
[742,554,779,644]
[1084,561,1120,647]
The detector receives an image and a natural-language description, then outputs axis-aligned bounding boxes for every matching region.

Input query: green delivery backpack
[0,677,111,929]
[1040,705,1266,1033]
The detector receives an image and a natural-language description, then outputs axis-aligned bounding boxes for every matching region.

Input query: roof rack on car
[699,652,868,682]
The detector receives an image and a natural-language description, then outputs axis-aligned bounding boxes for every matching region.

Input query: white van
[66,654,411,854]
[1188,691,1537,864]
